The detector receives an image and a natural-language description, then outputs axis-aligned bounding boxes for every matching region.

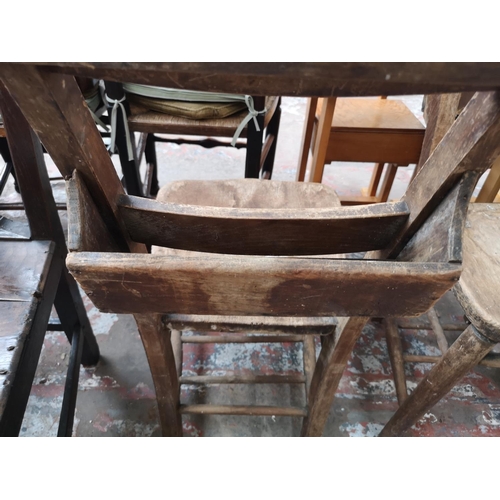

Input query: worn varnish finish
[119,193,409,255]
[66,252,460,317]
[26,62,500,97]
[66,171,121,253]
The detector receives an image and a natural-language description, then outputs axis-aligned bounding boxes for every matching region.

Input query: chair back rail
[117,194,409,255]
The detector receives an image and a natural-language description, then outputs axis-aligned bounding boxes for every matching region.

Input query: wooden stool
[296,97,425,204]
[381,203,500,436]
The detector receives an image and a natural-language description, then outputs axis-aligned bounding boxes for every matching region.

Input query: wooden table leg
[476,156,500,202]
[380,324,495,437]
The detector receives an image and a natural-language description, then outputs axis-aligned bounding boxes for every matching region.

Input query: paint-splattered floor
[3,96,500,437]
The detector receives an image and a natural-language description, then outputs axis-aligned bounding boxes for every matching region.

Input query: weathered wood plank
[22,63,500,97]
[67,252,461,317]
[396,171,481,264]
[119,194,409,255]
[66,171,121,252]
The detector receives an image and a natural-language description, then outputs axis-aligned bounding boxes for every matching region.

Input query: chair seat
[128,96,279,138]
[329,98,425,132]
[0,240,55,417]
[455,203,500,338]
[155,178,341,209]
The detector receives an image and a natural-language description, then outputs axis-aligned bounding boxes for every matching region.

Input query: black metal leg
[0,137,19,193]
[53,266,100,367]
[145,134,160,197]
[57,323,84,437]
[262,98,282,179]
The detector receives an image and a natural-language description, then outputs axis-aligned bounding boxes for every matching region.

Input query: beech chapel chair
[104,82,282,198]
[296,96,425,204]
[0,85,100,436]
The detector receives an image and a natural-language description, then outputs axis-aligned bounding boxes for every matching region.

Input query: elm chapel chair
[104,81,282,197]
[0,85,100,436]
[3,64,500,437]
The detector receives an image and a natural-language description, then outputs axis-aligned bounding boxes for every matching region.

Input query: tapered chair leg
[135,313,183,437]
[301,317,368,436]
[380,325,496,437]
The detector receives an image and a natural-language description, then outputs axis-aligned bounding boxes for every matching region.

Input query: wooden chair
[0,84,100,436]
[104,82,282,198]
[296,97,425,204]
[381,202,500,436]
[3,63,500,437]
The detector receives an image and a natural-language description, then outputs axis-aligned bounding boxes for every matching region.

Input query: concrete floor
[3,96,500,437]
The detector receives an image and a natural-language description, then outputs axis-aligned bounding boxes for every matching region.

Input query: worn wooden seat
[296,97,425,204]
[381,203,500,436]
[0,85,100,436]
[104,81,282,198]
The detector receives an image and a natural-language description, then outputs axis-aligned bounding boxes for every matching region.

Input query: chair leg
[367,163,386,198]
[476,156,500,202]
[380,324,496,437]
[134,313,182,437]
[296,98,318,182]
[144,134,160,197]
[377,163,398,202]
[245,96,266,179]
[301,316,368,436]
[384,318,408,405]
[261,97,282,179]
[307,97,336,183]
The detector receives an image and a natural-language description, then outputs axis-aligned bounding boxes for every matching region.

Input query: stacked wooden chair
[2,63,500,436]
[0,84,100,436]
